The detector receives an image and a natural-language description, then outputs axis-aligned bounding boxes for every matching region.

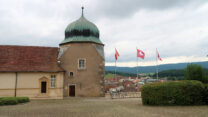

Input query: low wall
[105,92,141,99]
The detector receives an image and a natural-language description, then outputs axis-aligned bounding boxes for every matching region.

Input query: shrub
[141,80,205,105]
[203,84,208,104]
[0,97,18,105]
[16,97,30,103]
[185,64,208,83]
[0,98,3,105]
[0,97,30,106]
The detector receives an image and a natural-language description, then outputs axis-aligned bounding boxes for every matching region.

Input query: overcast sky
[0,0,208,67]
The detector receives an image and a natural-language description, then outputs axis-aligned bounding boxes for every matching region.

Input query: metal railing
[109,92,141,99]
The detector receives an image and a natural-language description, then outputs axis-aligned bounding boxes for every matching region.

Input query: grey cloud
[88,0,207,18]
[0,0,208,66]
[0,34,61,47]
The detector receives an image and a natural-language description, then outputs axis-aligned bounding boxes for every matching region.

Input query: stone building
[0,7,105,99]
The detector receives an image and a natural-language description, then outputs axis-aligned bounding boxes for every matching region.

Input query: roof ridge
[0,45,59,48]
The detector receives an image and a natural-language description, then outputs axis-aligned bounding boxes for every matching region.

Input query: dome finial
[81,6,84,16]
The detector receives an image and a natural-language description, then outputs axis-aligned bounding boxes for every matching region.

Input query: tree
[185,64,208,83]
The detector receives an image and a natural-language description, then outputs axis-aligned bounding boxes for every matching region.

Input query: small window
[69,72,73,77]
[78,59,86,69]
[51,75,56,88]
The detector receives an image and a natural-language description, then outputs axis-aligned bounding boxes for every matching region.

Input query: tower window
[51,75,56,88]
[78,59,86,69]
[69,72,74,77]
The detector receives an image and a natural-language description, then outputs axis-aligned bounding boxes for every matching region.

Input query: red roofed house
[0,8,105,99]
[0,46,64,99]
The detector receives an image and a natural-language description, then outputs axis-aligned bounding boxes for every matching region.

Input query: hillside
[105,61,208,73]
[105,71,137,79]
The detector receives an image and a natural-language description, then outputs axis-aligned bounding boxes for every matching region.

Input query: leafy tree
[185,64,208,83]
[167,76,185,81]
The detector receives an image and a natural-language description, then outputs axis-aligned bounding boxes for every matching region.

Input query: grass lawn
[105,73,115,79]
[0,97,208,117]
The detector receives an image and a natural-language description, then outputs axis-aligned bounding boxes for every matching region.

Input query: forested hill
[105,61,208,73]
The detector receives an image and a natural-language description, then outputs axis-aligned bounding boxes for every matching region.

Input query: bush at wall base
[203,84,208,104]
[0,97,30,106]
[16,97,30,103]
[141,80,205,105]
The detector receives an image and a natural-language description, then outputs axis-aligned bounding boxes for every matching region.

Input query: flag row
[115,48,162,61]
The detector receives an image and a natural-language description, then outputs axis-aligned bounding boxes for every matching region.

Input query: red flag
[137,49,145,59]
[156,49,162,61]
[115,48,119,60]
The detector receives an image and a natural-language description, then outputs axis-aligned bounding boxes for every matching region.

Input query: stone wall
[59,42,105,97]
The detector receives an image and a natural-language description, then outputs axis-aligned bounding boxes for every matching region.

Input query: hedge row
[0,97,30,105]
[141,80,205,105]
[203,84,208,104]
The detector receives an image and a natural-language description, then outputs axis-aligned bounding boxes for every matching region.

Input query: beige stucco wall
[0,72,64,99]
[0,73,16,97]
[59,42,105,97]
[0,73,16,89]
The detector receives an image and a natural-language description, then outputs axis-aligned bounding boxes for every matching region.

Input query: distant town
[105,72,165,93]
[105,64,208,93]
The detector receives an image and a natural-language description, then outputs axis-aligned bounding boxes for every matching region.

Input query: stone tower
[58,7,105,97]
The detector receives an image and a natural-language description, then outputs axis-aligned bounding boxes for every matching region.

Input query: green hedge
[16,97,30,103]
[141,80,205,105]
[0,97,30,106]
[203,84,208,104]
[0,97,18,105]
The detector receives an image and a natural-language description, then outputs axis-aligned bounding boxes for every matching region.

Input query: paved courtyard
[0,97,208,117]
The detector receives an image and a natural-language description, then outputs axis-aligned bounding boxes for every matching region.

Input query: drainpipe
[14,72,18,97]
[63,71,65,97]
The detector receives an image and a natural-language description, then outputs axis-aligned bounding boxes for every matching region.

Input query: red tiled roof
[0,45,64,72]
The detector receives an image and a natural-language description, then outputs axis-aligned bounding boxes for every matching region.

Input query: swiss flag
[115,48,119,60]
[137,49,145,59]
[156,48,162,61]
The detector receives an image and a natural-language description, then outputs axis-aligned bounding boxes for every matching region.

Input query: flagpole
[114,48,117,82]
[115,58,117,82]
[136,47,138,79]
[156,49,159,81]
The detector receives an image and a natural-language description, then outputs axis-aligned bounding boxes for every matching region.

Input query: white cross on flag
[137,49,145,59]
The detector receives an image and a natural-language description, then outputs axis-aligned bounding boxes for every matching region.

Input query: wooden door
[41,82,47,93]
[69,85,75,96]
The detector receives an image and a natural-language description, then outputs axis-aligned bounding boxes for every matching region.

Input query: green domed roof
[60,8,103,45]
[65,16,99,36]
